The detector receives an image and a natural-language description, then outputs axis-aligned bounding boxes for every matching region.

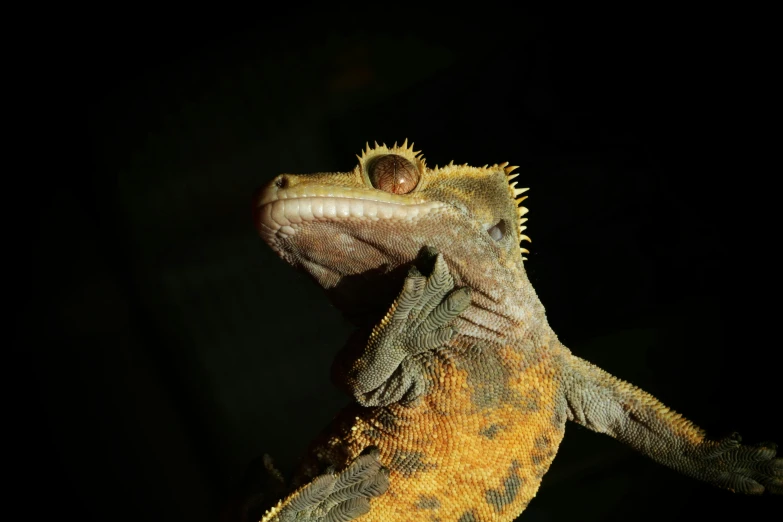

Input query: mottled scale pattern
[254,141,781,521]
[293,336,567,521]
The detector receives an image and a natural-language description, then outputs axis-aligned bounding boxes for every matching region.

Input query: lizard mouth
[253,177,450,323]
[254,180,444,249]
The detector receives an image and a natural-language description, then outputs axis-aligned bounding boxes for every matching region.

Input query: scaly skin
[251,141,781,521]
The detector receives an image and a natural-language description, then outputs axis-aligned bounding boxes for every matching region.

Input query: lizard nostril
[274,175,290,189]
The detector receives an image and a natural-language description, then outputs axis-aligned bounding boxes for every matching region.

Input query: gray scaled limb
[681,433,782,495]
[262,448,390,522]
[565,354,782,495]
[347,248,471,407]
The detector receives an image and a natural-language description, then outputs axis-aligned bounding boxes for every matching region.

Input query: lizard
[249,140,781,521]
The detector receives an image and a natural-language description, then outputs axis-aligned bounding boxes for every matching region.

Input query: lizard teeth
[257,197,442,240]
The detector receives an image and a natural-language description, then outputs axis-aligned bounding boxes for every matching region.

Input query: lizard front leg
[254,448,389,522]
[249,250,470,521]
[346,247,472,407]
[564,353,782,495]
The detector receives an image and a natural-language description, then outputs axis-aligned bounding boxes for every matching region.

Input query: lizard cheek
[487,219,507,241]
[369,154,420,194]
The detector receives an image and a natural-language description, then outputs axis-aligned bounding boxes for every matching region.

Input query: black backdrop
[18,5,781,521]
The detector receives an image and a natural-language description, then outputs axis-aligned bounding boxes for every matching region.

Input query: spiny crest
[501,162,531,261]
[431,159,473,174]
[357,138,426,177]
[357,142,532,261]
[435,159,532,260]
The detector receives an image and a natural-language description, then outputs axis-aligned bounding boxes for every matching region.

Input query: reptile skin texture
[251,141,781,521]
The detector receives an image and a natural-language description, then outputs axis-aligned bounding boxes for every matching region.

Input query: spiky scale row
[501,164,531,259]
[359,142,533,260]
[357,139,427,180]
[510,183,529,198]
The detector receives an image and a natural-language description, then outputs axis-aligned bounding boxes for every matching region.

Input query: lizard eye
[487,220,507,241]
[368,154,420,194]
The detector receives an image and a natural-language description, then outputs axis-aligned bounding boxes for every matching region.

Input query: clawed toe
[265,448,389,522]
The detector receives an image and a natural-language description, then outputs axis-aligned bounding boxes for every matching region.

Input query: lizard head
[254,140,533,325]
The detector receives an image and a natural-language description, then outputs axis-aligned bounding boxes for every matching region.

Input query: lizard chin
[256,194,449,324]
[253,179,529,327]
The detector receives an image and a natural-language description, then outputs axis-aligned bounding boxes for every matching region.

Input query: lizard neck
[448,253,553,348]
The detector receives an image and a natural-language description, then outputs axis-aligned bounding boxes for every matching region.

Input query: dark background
[18,5,780,521]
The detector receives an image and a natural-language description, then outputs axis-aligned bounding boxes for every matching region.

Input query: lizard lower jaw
[255,197,444,244]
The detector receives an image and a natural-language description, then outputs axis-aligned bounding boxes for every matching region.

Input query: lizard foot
[687,432,783,495]
[264,447,390,522]
[347,247,471,407]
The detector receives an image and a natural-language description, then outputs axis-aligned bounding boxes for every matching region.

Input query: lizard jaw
[253,177,532,327]
[254,183,444,252]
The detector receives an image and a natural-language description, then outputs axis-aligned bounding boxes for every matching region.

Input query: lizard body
[251,142,780,521]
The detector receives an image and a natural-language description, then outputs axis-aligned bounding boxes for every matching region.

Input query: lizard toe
[323,498,370,522]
